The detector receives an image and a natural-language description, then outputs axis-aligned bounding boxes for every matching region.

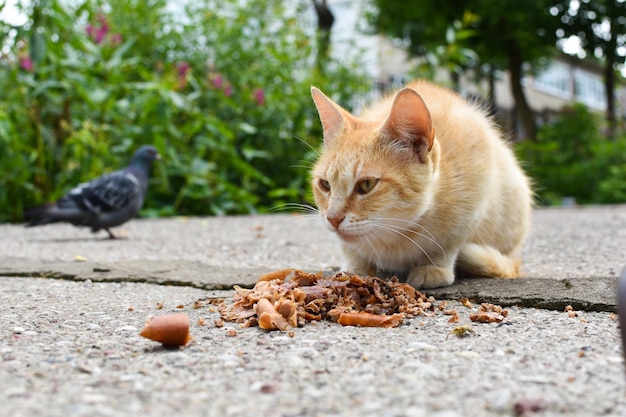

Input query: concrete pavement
[1,206,625,416]
[2,205,624,309]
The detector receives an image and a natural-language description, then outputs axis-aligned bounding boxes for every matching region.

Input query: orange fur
[310,81,532,289]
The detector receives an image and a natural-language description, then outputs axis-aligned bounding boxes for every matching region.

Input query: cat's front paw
[407,265,454,289]
[341,256,376,277]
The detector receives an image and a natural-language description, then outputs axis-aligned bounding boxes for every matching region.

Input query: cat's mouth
[335,230,361,243]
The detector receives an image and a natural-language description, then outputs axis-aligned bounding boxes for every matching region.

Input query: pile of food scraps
[218,269,437,330]
[137,270,511,345]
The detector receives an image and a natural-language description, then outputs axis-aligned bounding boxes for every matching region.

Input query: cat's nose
[327,213,345,229]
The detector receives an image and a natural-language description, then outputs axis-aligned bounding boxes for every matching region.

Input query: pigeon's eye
[356,178,378,195]
[318,179,331,192]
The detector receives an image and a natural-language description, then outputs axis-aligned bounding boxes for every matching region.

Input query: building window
[574,69,606,110]
[534,61,571,99]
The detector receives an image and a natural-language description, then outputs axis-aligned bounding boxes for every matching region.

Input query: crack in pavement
[0,256,617,312]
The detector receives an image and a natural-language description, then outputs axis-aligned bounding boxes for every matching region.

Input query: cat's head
[310,86,440,243]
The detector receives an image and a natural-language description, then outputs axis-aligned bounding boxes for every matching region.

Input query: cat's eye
[356,178,379,195]
[319,179,331,192]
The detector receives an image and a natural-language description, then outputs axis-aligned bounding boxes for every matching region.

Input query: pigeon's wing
[24,146,157,234]
[60,170,142,215]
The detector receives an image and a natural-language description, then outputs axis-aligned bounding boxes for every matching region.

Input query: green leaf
[238,122,258,135]
[241,147,270,161]
[164,90,185,109]
[89,88,109,104]
[30,31,46,64]
[106,39,136,69]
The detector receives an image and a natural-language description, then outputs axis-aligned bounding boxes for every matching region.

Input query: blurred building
[493,54,626,137]
[325,0,626,138]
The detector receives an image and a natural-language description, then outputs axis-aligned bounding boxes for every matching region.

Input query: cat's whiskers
[270,203,321,232]
[370,223,438,267]
[269,203,320,226]
[362,232,383,268]
[370,220,445,256]
[288,215,322,229]
[269,202,319,215]
[292,136,321,158]
[370,217,437,242]
[289,155,316,171]
[290,163,315,170]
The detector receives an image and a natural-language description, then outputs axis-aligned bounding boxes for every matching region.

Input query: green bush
[595,141,626,203]
[516,103,626,205]
[0,0,369,222]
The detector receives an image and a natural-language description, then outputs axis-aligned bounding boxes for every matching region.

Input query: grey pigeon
[24,145,160,239]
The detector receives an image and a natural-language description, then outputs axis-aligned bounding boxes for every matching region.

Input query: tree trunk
[604,13,618,139]
[604,60,616,138]
[506,41,536,141]
[487,64,497,116]
[450,70,460,92]
[312,0,335,73]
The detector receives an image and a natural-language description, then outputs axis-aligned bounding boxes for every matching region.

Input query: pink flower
[94,29,106,44]
[212,74,223,89]
[97,14,109,34]
[110,33,122,46]
[19,56,34,72]
[177,62,190,78]
[177,62,191,89]
[209,73,233,96]
[253,88,265,106]
[87,14,110,44]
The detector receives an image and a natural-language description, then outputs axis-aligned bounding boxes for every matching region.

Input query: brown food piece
[514,398,545,416]
[565,304,579,317]
[469,303,508,323]
[470,311,504,323]
[447,313,460,323]
[257,268,294,283]
[337,311,404,328]
[219,270,435,331]
[259,382,281,394]
[276,299,298,327]
[139,313,191,346]
[255,298,290,331]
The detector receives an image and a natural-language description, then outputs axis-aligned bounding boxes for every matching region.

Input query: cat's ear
[381,88,435,163]
[311,87,349,146]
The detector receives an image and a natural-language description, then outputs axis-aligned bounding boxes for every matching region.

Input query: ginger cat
[310,80,532,289]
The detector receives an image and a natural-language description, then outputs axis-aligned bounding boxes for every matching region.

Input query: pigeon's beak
[155,153,161,161]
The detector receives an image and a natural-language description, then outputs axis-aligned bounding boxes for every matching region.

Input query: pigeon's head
[131,145,161,167]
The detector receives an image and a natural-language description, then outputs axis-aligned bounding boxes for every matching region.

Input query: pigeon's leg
[106,228,128,239]
[105,228,117,239]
